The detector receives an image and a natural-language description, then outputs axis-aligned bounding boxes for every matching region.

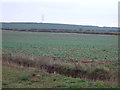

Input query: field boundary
[2,52,119,82]
[2,29,119,35]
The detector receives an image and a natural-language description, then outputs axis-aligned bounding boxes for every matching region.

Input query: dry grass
[2,52,119,87]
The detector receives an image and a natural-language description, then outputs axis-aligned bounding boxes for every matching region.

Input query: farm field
[2,30,119,88]
[2,30,118,61]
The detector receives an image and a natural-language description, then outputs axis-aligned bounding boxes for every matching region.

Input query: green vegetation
[2,22,118,32]
[3,52,117,81]
[2,30,119,88]
[2,30,118,61]
[3,65,108,88]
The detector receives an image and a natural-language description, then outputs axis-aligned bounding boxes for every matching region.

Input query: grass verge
[2,52,120,88]
[2,64,108,88]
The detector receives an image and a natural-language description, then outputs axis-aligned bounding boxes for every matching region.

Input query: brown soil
[29,76,40,82]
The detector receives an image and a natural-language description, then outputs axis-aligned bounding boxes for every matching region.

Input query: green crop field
[2,30,119,88]
[2,30,118,61]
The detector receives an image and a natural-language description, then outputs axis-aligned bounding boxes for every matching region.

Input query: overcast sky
[1,0,119,27]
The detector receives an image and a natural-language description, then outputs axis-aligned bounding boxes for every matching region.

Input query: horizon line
[0,21,118,28]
